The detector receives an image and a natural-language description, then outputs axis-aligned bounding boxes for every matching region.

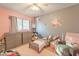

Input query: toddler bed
[29,39,48,53]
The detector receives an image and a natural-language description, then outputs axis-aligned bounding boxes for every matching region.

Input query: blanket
[33,39,47,51]
[56,44,72,56]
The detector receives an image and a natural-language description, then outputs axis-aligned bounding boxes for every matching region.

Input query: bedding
[29,39,48,53]
[33,39,47,51]
[0,50,20,56]
[56,43,79,56]
[56,44,72,56]
[55,32,79,56]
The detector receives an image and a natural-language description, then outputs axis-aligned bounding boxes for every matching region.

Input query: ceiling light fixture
[24,3,48,11]
[30,5,40,11]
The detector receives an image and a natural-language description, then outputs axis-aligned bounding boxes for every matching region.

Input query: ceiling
[0,3,77,17]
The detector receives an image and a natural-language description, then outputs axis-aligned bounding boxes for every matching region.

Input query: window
[23,20,30,31]
[17,18,22,31]
[17,18,30,31]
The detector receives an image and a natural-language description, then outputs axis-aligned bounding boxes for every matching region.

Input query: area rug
[0,50,20,56]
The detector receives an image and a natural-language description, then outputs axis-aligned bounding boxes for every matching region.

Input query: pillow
[66,42,79,48]
[66,43,73,48]
[47,35,52,41]
[53,34,60,40]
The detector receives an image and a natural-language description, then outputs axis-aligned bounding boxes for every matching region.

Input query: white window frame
[17,18,30,32]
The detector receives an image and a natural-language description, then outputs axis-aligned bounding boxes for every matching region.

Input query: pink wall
[0,6,34,37]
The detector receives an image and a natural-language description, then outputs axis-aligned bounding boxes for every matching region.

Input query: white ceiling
[0,3,77,17]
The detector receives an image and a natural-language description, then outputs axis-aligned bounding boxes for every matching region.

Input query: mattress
[33,39,46,51]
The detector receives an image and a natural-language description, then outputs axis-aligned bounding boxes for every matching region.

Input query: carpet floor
[14,44,56,56]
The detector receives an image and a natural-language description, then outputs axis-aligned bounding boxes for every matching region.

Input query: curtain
[9,16,31,32]
[9,16,17,33]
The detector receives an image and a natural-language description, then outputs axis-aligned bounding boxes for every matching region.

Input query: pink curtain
[9,16,17,33]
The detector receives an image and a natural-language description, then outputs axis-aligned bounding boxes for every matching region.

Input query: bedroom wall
[36,4,79,37]
[0,6,34,37]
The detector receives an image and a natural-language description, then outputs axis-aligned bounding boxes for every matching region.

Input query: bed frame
[29,40,48,53]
